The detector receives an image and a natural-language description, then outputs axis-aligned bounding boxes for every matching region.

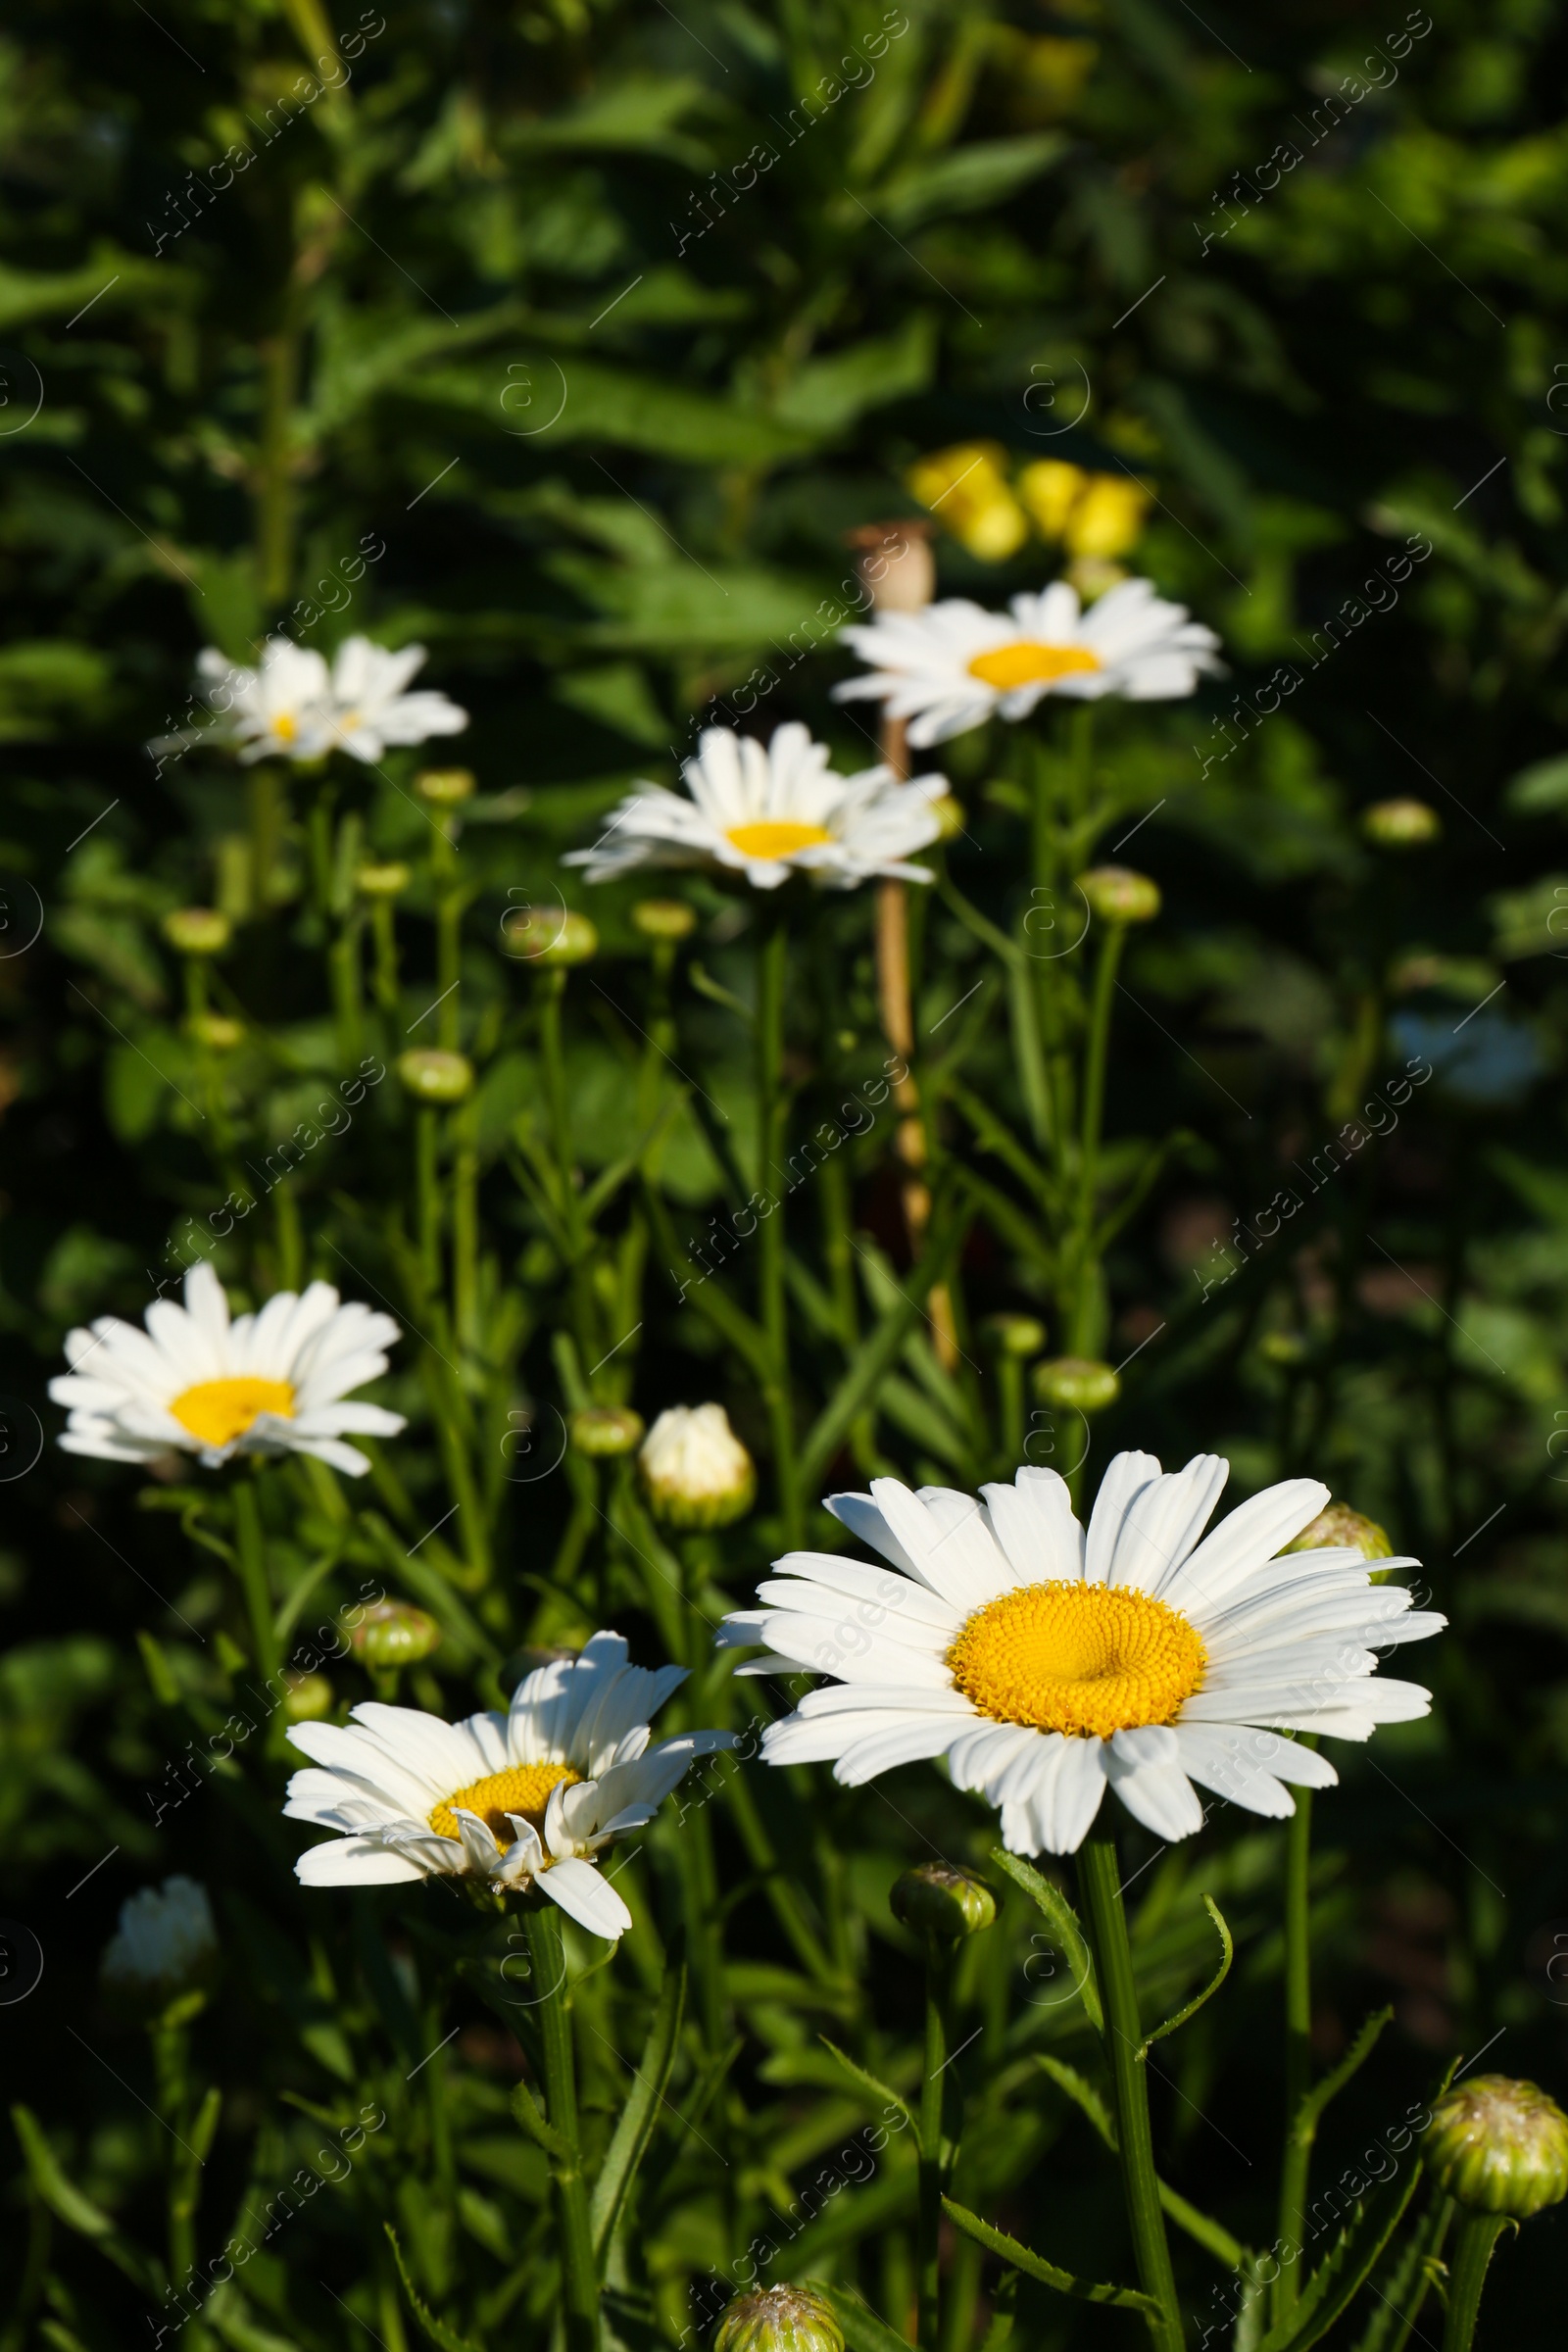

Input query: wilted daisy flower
[835,579,1223,749]
[641,1403,756,1529]
[564,722,946,892]
[49,1260,406,1477]
[102,1877,218,2000]
[717,1453,1444,1854]
[197,634,466,764]
[285,1632,735,1939]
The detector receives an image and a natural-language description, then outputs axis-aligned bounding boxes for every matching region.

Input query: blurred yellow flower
[1017,460,1085,540]
[1018,462,1151,562]
[1067,474,1152,560]
[906,442,1029,563]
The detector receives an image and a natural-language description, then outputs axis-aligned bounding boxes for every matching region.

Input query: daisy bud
[355,860,412,899]
[502,906,599,966]
[350,1600,441,1669]
[631,898,698,943]
[1362,797,1441,847]
[1282,1502,1393,1562]
[186,1011,245,1052]
[396,1048,474,1104]
[640,1402,756,1529]
[415,767,476,806]
[101,1877,218,2007]
[891,1862,997,1943]
[571,1404,646,1458]
[845,517,936,613]
[282,1670,334,1721]
[1076,866,1161,926]
[985,1313,1047,1359]
[931,793,967,843]
[1033,1356,1120,1414]
[712,2285,845,2352]
[1423,2076,1568,2218]
[163,906,231,957]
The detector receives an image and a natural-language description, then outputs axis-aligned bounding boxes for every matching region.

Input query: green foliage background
[4,0,1568,2344]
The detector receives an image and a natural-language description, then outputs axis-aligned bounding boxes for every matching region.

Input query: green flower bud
[570,1405,646,1458]
[281,1670,334,1722]
[984,1313,1046,1360]
[891,1862,997,1943]
[1282,1502,1393,1562]
[186,1011,245,1052]
[163,906,232,957]
[397,1048,474,1104]
[415,767,476,806]
[641,1403,755,1529]
[1423,2076,1568,2218]
[712,2286,845,2352]
[631,898,698,943]
[931,794,967,844]
[503,906,599,966]
[350,1600,442,1669]
[355,861,412,899]
[1076,866,1161,926]
[1362,798,1441,847]
[1033,1356,1120,1414]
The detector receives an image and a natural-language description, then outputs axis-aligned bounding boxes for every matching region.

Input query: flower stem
[917,1936,956,2352]
[1275,1763,1316,2318]
[523,1905,600,2352]
[755,909,800,1542]
[415,1106,442,1298]
[230,1474,281,1697]
[1068,920,1125,1352]
[1442,2211,1510,2352]
[1077,1838,1184,2352]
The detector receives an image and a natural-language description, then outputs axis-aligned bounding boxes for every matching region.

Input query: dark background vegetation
[3,0,1568,2343]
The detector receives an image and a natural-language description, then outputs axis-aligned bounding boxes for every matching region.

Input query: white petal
[1155,1478,1330,1615]
[295,1837,425,1886]
[1083,1452,1163,1586]
[543,1857,633,1941]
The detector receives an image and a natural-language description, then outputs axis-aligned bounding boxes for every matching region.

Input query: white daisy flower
[101,1877,218,1999]
[285,1632,736,1940]
[197,634,467,765]
[320,635,468,763]
[834,578,1224,749]
[564,721,947,892]
[199,638,336,762]
[49,1260,406,1478]
[717,1453,1445,1854]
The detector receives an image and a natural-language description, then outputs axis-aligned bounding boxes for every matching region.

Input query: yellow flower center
[169,1377,295,1448]
[725,820,834,860]
[272,711,298,743]
[426,1762,582,1846]
[947,1581,1206,1740]
[967,641,1102,692]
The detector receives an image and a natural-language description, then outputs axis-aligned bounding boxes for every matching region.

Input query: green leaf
[942,2196,1159,2311]
[878,133,1068,230]
[384,2223,486,2352]
[991,1850,1102,2033]
[589,1962,687,2264]
[1506,751,1568,811]
[9,2106,160,2294]
[1289,2010,1393,2151]
[806,2281,915,2352]
[770,315,936,436]
[814,2036,917,2137]
[1254,2152,1424,2352]
[509,2078,571,2165]
[1141,1895,1234,2053]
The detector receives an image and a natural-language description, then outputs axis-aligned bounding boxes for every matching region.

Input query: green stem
[415,1106,442,1298]
[452,1101,479,1350]
[247,767,284,915]
[1442,2211,1509,2352]
[370,898,400,1016]
[1077,1838,1184,2352]
[257,328,300,608]
[755,911,799,1541]
[230,1475,281,1695]
[1275,1765,1316,2315]
[329,915,365,1067]
[917,1938,956,2352]
[1069,921,1125,1351]
[523,1905,600,2352]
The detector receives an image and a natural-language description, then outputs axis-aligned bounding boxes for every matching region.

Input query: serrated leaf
[814,2035,916,2136]
[991,1850,1102,2033]
[1142,1894,1233,2052]
[942,2196,1158,2311]
[385,2223,485,2352]
[806,2281,916,2352]
[589,1963,686,2263]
